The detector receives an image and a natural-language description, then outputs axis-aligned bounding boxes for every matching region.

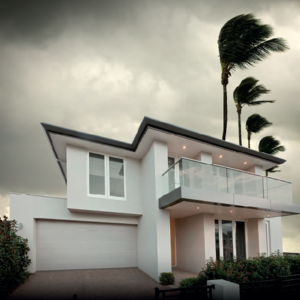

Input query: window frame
[265,220,271,256]
[87,151,126,201]
[215,218,248,260]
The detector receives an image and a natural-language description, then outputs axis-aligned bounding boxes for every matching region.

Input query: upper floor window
[88,152,125,200]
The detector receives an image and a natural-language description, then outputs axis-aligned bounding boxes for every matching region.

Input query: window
[236,221,246,260]
[88,152,125,199]
[222,220,233,261]
[215,220,220,260]
[168,157,175,192]
[215,219,246,261]
[266,221,271,256]
[89,153,105,195]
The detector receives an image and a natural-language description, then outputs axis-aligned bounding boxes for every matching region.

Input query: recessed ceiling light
[183,146,186,149]
[197,207,199,209]
[230,211,233,213]
[244,162,247,164]
[219,155,223,158]
[267,215,270,217]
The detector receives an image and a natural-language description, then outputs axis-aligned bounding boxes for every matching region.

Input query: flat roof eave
[41,116,286,183]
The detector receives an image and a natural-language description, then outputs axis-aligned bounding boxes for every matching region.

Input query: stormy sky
[1,0,300,251]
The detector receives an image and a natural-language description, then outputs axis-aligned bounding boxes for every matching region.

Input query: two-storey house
[10,117,300,282]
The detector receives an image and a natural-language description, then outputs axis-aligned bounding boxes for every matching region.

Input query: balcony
[160,158,300,218]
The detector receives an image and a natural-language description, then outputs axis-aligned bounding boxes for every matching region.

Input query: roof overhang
[41,117,286,183]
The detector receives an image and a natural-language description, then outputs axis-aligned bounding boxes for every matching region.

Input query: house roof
[41,116,285,183]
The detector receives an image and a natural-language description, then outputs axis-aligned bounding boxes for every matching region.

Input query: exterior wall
[67,145,143,215]
[175,213,215,274]
[193,152,212,164]
[268,217,283,253]
[247,218,267,257]
[137,141,172,282]
[9,193,139,273]
[245,165,264,176]
[247,217,282,257]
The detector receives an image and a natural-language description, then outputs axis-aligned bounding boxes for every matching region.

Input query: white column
[175,213,215,274]
[247,218,267,257]
[193,152,212,164]
[137,140,171,282]
[268,217,283,253]
[245,165,264,176]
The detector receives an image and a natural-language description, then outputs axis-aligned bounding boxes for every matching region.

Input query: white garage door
[36,220,137,271]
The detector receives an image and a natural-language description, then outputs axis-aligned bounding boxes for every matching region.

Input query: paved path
[6,268,171,300]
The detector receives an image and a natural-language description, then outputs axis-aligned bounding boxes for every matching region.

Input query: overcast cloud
[1,0,300,251]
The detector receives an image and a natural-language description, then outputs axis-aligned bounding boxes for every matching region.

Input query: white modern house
[10,117,300,282]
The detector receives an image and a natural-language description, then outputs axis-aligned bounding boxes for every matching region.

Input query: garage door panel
[37,228,137,242]
[36,220,138,271]
[37,247,138,261]
[37,229,112,241]
[37,239,137,251]
[37,255,138,271]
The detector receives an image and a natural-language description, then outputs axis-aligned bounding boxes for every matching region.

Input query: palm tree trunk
[221,66,229,141]
[222,84,227,140]
[237,107,242,146]
[248,131,251,148]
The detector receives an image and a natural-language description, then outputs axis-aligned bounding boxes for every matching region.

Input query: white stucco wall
[67,145,143,215]
[175,213,215,274]
[247,217,282,258]
[137,141,172,282]
[247,218,267,257]
[268,217,283,253]
[245,165,264,176]
[9,193,139,273]
[193,152,212,164]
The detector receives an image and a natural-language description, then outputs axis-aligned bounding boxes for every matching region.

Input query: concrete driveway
[6,268,169,300]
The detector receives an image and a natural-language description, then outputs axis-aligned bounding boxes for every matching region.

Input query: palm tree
[218,13,289,141]
[264,166,280,177]
[246,114,272,148]
[233,77,275,146]
[258,135,286,154]
[258,136,286,176]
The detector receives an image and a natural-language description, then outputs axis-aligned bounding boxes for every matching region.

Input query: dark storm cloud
[1,0,298,45]
[0,0,300,251]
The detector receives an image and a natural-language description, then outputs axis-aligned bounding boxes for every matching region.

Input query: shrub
[179,277,200,288]
[197,251,295,285]
[179,277,201,296]
[159,272,175,285]
[0,216,31,298]
[283,254,300,274]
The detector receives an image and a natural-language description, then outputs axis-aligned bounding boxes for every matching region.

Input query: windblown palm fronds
[233,77,274,146]
[246,114,272,148]
[218,13,288,141]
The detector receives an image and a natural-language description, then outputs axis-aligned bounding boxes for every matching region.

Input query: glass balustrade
[162,158,293,203]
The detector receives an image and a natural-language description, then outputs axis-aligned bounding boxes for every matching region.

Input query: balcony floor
[160,187,300,219]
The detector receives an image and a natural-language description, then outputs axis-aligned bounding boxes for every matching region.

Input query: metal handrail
[162,157,292,184]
